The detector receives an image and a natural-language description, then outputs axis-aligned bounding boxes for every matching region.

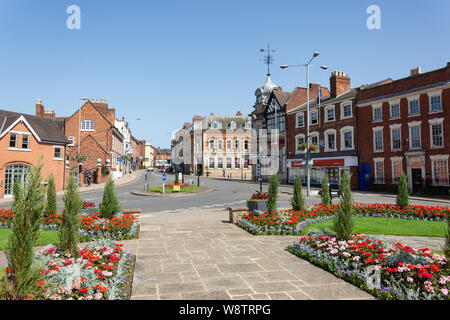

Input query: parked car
[147,167,154,172]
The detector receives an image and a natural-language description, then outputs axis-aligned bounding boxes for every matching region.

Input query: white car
[146,167,154,172]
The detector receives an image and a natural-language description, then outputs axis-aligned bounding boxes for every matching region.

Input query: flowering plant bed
[0,209,139,241]
[164,183,189,188]
[23,239,135,300]
[237,204,449,236]
[249,191,268,200]
[287,231,449,300]
[81,202,98,214]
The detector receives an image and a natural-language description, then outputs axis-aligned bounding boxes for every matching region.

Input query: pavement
[127,208,375,300]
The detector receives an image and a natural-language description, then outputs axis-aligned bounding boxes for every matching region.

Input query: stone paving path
[127,209,374,300]
[375,235,445,251]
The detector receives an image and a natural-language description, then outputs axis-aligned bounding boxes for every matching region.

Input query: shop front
[287,156,359,188]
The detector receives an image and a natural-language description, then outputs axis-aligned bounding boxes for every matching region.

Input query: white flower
[94,293,103,300]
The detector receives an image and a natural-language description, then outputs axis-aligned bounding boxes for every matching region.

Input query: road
[2,171,449,212]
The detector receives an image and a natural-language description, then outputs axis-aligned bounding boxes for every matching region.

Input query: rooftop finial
[259,44,276,76]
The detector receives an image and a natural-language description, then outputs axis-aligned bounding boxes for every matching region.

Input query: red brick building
[36,98,124,185]
[286,72,390,189]
[357,63,450,194]
[0,105,68,198]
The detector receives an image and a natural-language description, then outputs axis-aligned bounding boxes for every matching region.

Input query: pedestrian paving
[128,208,375,300]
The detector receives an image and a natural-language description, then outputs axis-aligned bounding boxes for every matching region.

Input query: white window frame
[427,89,443,113]
[324,128,337,152]
[429,118,444,149]
[340,126,354,151]
[373,126,384,153]
[389,123,402,152]
[229,121,236,129]
[389,99,401,120]
[373,157,385,184]
[310,132,320,153]
[81,120,94,131]
[324,105,335,122]
[209,138,215,151]
[372,103,383,122]
[68,136,75,147]
[235,138,240,150]
[430,154,449,186]
[407,95,420,117]
[218,138,223,150]
[226,139,232,150]
[296,112,305,128]
[408,121,422,150]
[21,133,30,149]
[390,156,403,184]
[53,146,64,160]
[295,134,306,154]
[340,101,353,119]
[310,109,319,126]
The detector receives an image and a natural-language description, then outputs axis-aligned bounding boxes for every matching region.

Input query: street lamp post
[280,53,327,196]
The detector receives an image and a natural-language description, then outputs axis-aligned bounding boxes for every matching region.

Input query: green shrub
[4,161,46,300]
[332,168,353,240]
[267,174,279,214]
[58,174,82,258]
[99,178,121,219]
[45,174,57,216]
[396,172,409,209]
[175,173,179,184]
[290,174,305,211]
[321,174,331,206]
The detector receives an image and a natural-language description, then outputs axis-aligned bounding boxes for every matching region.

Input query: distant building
[172,112,253,180]
[144,142,154,168]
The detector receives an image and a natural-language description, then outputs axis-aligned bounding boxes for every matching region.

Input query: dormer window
[211,121,220,129]
[229,121,236,129]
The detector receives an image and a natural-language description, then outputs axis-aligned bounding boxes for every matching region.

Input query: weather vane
[259,44,276,76]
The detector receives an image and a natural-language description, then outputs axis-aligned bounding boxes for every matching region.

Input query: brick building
[36,98,124,185]
[357,63,450,194]
[286,72,390,189]
[0,106,68,198]
[251,74,325,183]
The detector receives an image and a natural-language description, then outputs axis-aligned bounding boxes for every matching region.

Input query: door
[412,168,422,193]
[325,167,339,184]
[359,163,371,191]
[4,164,31,197]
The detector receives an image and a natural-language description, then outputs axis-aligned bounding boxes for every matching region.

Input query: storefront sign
[313,159,345,166]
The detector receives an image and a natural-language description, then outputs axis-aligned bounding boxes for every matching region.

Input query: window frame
[340,126,354,151]
[324,105,335,123]
[373,126,384,153]
[81,120,95,131]
[296,112,305,128]
[408,121,422,150]
[429,118,444,149]
[374,158,385,184]
[324,129,337,152]
[340,101,353,119]
[53,146,64,160]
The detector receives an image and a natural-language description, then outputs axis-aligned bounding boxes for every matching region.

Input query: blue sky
[0,0,449,148]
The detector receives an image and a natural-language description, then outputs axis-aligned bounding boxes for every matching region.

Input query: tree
[396,172,409,209]
[332,168,354,240]
[291,174,305,212]
[3,161,46,299]
[58,174,82,257]
[321,174,331,206]
[45,174,57,217]
[99,178,121,219]
[267,174,279,214]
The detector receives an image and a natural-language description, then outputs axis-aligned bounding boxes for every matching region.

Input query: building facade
[0,106,68,198]
[357,63,450,194]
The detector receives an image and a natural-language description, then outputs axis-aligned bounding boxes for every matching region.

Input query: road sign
[117,158,123,162]
[162,173,167,181]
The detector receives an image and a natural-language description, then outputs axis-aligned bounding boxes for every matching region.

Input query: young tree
[45,174,57,217]
[175,172,179,184]
[396,172,409,209]
[99,178,121,219]
[58,174,82,257]
[4,162,46,300]
[321,174,331,206]
[267,174,279,214]
[332,168,354,240]
[291,174,305,212]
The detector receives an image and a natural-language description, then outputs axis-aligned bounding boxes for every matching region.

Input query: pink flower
[441,288,448,295]
[406,277,414,282]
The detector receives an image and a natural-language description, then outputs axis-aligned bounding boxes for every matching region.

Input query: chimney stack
[410,67,421,76]
[330,71,351,98]
[36,98,44,117]
[236,111,242,116]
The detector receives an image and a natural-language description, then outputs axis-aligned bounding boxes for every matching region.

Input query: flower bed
[164,183,189,188]
[0,209,139,241]
[237,203,449,235]
[287,231,449,300]
[81,202,98,214]
[27,239,135,300]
